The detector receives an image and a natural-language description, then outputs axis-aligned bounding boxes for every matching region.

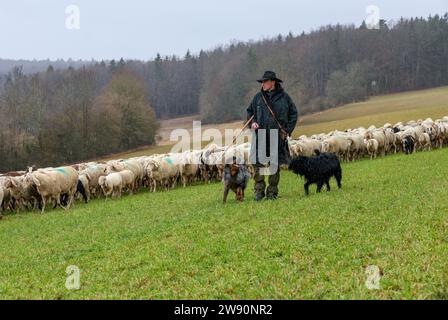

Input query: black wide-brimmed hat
[257,70,283,83]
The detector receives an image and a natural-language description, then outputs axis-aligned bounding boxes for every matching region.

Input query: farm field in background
[104,86,448,160]
[295,86,448,137]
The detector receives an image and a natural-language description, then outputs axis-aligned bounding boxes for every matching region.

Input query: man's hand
[251,122,259,130]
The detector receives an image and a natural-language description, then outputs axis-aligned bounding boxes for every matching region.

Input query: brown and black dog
[223,158,250,203]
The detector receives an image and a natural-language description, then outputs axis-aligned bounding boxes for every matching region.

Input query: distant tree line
[0,58,94,75]
[0,66,158,171]
[199,14,448,122]
[1,14,448,171]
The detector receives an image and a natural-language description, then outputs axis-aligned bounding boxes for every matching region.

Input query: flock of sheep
[1,115,447,216]
[289,116,448,161]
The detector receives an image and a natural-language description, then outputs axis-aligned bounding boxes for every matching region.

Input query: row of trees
[0,67,158,171]
[199,14,448,121]
[0,58,93,75]
[1,14,448,171]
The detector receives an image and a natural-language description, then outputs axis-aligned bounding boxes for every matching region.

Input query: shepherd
[247,71,298,201]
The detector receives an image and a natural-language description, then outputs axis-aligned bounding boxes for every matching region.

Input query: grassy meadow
[295,86,448,137]
[0,148,447,299]
[0,87,447,299]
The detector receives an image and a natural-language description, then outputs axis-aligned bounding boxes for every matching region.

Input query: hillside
[1,148,447,299]
[1,86,447,299]
[295,86,448,136]
[103,86,448,160]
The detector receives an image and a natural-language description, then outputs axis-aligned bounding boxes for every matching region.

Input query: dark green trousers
[253,165,280,200]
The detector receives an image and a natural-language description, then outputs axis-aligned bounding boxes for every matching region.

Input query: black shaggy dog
[402,135,415,154]
[223,157,250,203]
[289,150,342,195]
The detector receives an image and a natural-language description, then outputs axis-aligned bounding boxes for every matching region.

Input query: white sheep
[99,173,123,199]
[418,132,431,151]
[365,139,379,160]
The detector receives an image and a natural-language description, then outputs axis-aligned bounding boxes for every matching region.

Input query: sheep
[98,173,123,198]
[383,128,397,154]
[118,170,136,195]
[289,138,322,157]
[77,174,91,203]
[418,132,431,151]
[322,136,350,161]
[438,122,448,145]
[3,176,26,212]
[106,160,144,191]
[145,156,182,192]
[122,160,144,190]
[79,164,107,198]
[0,177,12,212]
[421,121,441,148]
[310,133,326,141]
[199,150,225,183]
[393,122,404,131]
[433,123,444,149]
[346,133,366,161]
[0,186,4,217]
[402,125,424,142]
[25,166,78,213]
[402,135,416,155]
[180,150,201,187]
[23,172,58,213]
[364,130,386,156]
[365,139,379,160]
[140,155,160,188]
[1,175,41,212]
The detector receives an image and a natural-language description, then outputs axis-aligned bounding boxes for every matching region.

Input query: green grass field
[1,148,447,299]
[294,86,448,137]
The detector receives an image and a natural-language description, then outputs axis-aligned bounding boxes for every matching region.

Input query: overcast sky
[1,0,447,60]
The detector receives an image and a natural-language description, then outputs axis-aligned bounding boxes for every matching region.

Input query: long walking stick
[222,115,254,155]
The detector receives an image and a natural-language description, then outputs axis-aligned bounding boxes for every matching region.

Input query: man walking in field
[247,71,298,201]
